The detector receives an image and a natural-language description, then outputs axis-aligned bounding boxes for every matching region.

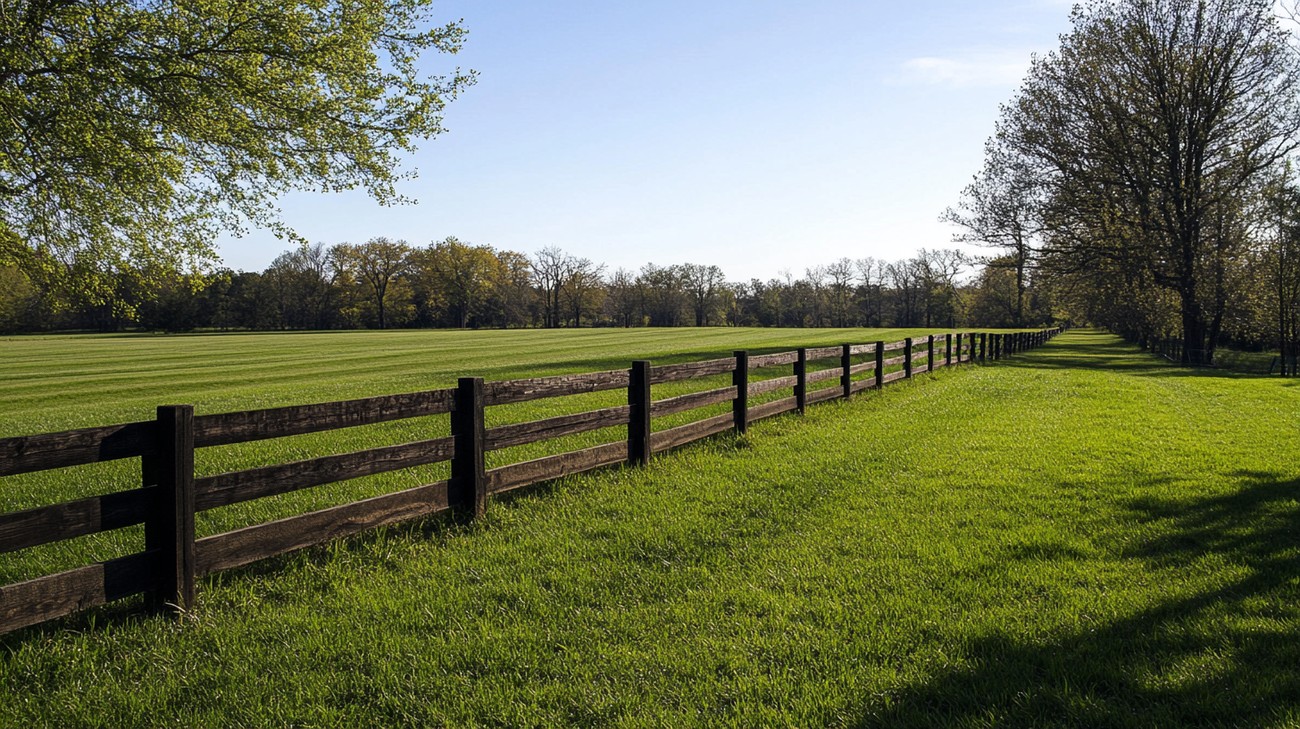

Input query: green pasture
[3,329,1298,726]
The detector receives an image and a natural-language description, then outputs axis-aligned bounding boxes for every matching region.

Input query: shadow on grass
[994,330,1288,382]
[854,471,1300,727]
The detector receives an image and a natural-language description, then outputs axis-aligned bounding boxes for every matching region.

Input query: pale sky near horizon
[216,0,1076,281]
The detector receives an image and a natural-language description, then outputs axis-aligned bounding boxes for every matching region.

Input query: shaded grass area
[5,329,1299,726]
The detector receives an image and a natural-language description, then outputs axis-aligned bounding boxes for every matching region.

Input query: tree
[1000,0,1300,363]
[680,263,727,326]
[559,257,605,327]
[531,247,573,329]
[334,238,412,329]
[0,0,473,303]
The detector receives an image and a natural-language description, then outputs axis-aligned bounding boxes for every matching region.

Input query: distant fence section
[0,329,1061,635]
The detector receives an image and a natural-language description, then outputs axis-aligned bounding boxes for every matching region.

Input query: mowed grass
[2,329,1299,726]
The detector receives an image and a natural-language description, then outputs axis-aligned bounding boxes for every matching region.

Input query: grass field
[3,329,1299,726]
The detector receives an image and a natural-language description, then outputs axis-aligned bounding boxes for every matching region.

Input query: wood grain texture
[881,355,907,368]
[849,379,874,394]
[749,397,798,421]
[487,407,629,451]
[194,481,451,577]
[805,367,842,384]
[650,413,734,453]
[882,340,908,352]
[804,346,842,361]
[748,351,798,368]
[0,552,154,634]
[486,441,627,494]
[194,437,455,512]
[882,370,908,384]
[748,375,798,396]
[849,361,877,375]
[651,388,734,418]
[0,488,152,554]
[806,387,841,405]
[0,421,156,477]
[649,358,736,384]
[849,343,877,355]
[194,390,455,448]
[482,370,629,407]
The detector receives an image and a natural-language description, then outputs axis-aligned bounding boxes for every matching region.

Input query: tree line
[946,0,1300,365]
[0,239,1055,333]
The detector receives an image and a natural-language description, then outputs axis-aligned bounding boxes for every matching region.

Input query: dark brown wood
[980,332,987,362]
[450,378,487,519]
[841,345,853,398]
[194,436,456,511]
[904,338,913,379]
[193,389,455,448]
[804,346,842,361]
[0,487,152,554]
[849,361,876,376]
[487,407,629,451]
[947,334,954,365]
[0,421,156,477]
[806,386,841,405]
[0,552,155,634]
[649,357,736,384]
[795,349,808,414]
[482,370,629,407]
[146,405,195,614]
[733,351,748,434]
[487,442,628,494]
[194,481,451,577]
[650,413,734,452]
[748,351,799,368]
[749,397,798,421]
[651,388,734,418]
[875,340,885,389]
[748,375,798,396]
[927,335,935,373]
[628,361,651,466]
[805,367,842,385]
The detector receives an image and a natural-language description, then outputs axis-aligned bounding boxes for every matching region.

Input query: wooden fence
[0,328,1060,635]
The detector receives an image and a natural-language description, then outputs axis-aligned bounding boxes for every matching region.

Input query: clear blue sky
[217,0,1075,281]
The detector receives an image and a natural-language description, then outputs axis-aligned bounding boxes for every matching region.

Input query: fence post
[733,351,748,434]
[980,333,987,363]
[946,334,954,366]
[904,338,913,379]
[875,341,885,389]
[146,405,195,614]
[795,348,808,414]
[451,377,487,519]
[841,344,853,399]
[955,333,963,364]
[629,361,652,466]
[927,335,935,374]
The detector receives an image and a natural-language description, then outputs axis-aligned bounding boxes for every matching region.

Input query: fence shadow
[851,471,1300,727]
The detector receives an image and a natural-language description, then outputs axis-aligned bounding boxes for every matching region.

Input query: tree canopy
[0,0,473,305]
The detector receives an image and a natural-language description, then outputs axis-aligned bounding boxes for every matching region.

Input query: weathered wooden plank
[748,375,798,396]
[482,370,629,407]
[849,343,876,355]
[194,481,452,577]
[0,421,156,477]
[650,413,734,453]
[849,361,877,375]
[882,340,908,352]
[806,387,841,405]
[849,379,874,394]
[749,397,798,421]
[486,441,627,495]
[805,367,842,384]
[804,346,842,361]
[0,552,155,635]
[881,355,907,368]
[651,388,733,418]
[748,351,798,368]
[194,437,456,512]
[913,363,931,374]
[486,407,629,451]
[0,488,152,554]
[882,370,908,384]
[649,358,736,384]
[194,390,455,448]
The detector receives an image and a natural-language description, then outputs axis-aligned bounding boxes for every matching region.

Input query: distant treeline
[0,238,1056,333]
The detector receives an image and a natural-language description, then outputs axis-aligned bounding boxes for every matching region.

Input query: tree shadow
[851,471,1300,727]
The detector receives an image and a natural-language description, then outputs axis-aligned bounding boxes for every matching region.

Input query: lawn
[3,329,1299,726]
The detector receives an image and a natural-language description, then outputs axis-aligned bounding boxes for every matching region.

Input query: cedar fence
[1,328,1060,635]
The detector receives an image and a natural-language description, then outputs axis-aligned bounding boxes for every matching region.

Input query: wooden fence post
[927,335,935,374]
[946,334,954,366]
[980,333,987,363]
[146,404,195,614]
[955,333,963,364]
[875,341,885,389]
[841,344,853,399]
[629,361,652,466]
[795,348,808,414]
[733,351,748,434]
[904,338,913,379]
[451,377,487,519]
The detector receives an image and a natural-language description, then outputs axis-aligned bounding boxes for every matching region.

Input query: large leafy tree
[0,0,472,304]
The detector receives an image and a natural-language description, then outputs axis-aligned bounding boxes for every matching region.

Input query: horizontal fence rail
[0,328,1062,635]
